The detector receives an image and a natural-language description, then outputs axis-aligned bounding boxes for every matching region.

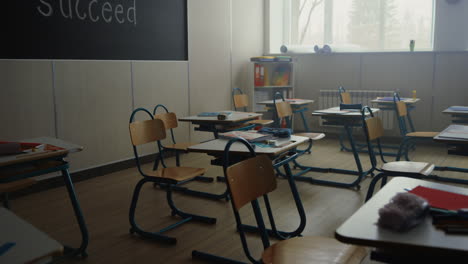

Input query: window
[269,0,435,53]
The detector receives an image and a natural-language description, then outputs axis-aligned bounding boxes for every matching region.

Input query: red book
[409,185,468,211]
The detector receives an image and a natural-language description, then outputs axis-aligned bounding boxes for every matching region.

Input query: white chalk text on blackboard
[37,0,137,25]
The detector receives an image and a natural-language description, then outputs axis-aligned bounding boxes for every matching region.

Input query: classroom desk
[179,111,263,138]
[442,106,468,124]
[0,137,88,258]
[0,207,63,264]
[336,177,468,262]
[189,135,309,238]
[284,107,378,190]
[431,124,468,177]
[257,99,314,131]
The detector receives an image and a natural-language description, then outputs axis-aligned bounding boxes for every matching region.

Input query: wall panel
[54,61,133,171]
[132,61,190,155]
[361,53,434,132]
[0,60,55,140]
[188,0,231,142]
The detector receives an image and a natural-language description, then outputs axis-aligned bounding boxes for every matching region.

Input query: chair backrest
[129,108,168,174]
[232,88,248,111]
[129,119,166,146]
[227,155,277,211]
[223,137,277,263]
[275,101,293,119]
[339,86,351,104]
[154,112,179,129]
[273,92,293,129]
[395,101,408,117]
[153,104,178,144]
[393,92,411,136]
[233,94,249,110]
[361,106,386,169]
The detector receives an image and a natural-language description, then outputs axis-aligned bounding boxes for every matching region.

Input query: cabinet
[250,58,294,112]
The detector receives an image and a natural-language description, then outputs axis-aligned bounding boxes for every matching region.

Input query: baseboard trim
[2,152,164,201]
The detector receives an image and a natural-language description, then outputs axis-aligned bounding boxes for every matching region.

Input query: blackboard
[2,0,187,60]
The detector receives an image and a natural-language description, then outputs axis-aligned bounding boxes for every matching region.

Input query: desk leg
[61,167,89,258]
[287,124,372,190]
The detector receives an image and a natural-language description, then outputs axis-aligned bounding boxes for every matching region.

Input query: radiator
[318,89,395,129]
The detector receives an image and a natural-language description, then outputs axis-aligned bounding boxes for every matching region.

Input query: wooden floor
[8,138,468,263]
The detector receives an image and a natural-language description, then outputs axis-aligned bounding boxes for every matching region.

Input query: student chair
[128,108,216,244]
[339,86,352,104]
[273,92,325,148]
[393,93,439,161]
[193,137,367,264]
[361,106,435,201]
[153,104,196,168]
[232,88,273,127]
[1,179,36,209]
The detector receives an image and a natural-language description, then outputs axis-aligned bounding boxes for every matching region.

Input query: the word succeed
[37,0,137,25]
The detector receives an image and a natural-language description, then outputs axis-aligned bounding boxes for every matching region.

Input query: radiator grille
[318,90,395,129]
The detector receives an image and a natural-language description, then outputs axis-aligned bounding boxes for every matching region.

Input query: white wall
[434,0,468,51]
[0,1,264,173]
[294,51,468,136]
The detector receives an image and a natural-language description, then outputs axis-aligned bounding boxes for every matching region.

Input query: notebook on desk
[437,125,468,140]
[410,185,468,211]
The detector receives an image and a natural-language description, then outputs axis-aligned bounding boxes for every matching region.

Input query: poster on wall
[1,0,188,60]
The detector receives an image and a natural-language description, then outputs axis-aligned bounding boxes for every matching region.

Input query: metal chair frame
[128,108,216,244]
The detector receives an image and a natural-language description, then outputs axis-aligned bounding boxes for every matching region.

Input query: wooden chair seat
[144,167,206,182]
[295,132,325,141]
[406,131,439,138]
[0,178,36,193]
[163,142,196,151]
[382,161,434,176]
[262,236,367,264]
[246,119,274,125]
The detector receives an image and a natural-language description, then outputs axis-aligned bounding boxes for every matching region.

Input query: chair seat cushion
[145,167,206,182]
[164,142,195,151]
[295,132,325,141]
[262,236,367,264]
[0,178,36,193]
[382,161,434,176]
[247,119,274,125]
[406,132,439,138]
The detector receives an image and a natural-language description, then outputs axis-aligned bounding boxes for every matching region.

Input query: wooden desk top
[0,137,83,168]
[371,97,420,104]
[336,177,468,256]
[188,135,309,158]
[443,106,468,115]
[312,107,379,117]
[178,111,263,124]
[257,99,314,106]
[433,124,468,144]
[0,208,63,264]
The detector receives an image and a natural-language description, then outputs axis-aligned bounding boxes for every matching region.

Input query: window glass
[286,0,434,51]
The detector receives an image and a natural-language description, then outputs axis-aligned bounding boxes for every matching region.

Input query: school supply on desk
[258,127,292,138]
[250,56,276,62]
[409,185,468,211]
[219,131,272,143]
[448,106,468,112]
[377,192,429,232]
[437,125,468,140]
[376,97,412,102]
[197,111,232,117]
[340,103,362,111]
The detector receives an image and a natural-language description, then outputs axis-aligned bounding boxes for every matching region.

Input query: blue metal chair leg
[129,178,178,244]
[166,186,217,224]
[365,173,387,202]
